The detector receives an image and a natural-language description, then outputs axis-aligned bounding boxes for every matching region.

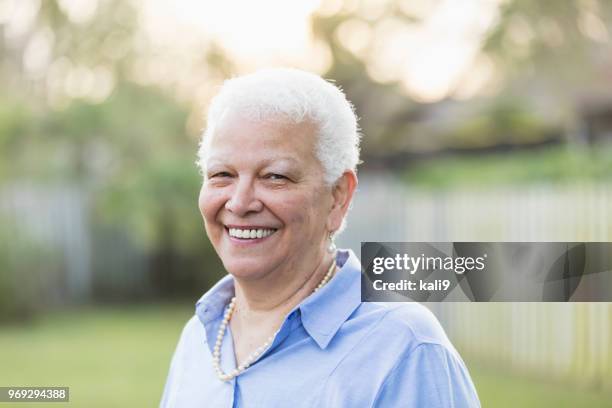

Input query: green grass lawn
[0,303,192,408]
[469,363,612,408]
[1,304,611,407]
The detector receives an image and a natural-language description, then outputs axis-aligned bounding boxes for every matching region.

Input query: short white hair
[196,68,361,185]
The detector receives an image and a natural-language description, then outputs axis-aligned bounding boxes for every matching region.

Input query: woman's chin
[222,260,272,281]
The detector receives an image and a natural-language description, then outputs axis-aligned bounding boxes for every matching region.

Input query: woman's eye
[210,171,232,178]
[266,173,287,180]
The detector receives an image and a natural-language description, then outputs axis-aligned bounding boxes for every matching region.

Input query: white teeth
[228,228,276,239]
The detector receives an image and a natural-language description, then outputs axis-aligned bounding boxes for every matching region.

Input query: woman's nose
[224,178,263,215]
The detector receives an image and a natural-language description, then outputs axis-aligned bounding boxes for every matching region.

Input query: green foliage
[480,0,612,104]
[446,99,556,148]
[34,0,138,73]
[77,84,223,294]
[403,144,612,189]
[0,99,36,181]
[6,82,207,255]
[81,83,208,254]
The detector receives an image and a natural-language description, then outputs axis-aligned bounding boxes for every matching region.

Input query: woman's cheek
[274,194,316,225]
[200,187,225,216]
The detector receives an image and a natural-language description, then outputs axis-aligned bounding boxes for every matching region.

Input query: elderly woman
[161,69,480,407]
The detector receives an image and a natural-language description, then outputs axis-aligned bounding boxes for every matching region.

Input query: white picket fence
[340,174,612,246]
[338,173,612,389]
[0,182,149,302]
[0,182,93,302]
[429,302,612,389]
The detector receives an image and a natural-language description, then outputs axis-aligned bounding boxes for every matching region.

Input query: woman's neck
[232,252,335,320]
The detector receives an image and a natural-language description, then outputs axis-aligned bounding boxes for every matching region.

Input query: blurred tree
[481,0,612,118]
[311,2,424,156]
[0,0,138,105]
[53,83,223,298]
[309,1,561,156]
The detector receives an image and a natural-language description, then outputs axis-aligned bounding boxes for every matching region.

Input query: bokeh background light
[1,0,612,406]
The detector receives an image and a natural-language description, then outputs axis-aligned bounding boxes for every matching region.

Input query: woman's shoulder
[352,302,453,350]
[174,314,207,347]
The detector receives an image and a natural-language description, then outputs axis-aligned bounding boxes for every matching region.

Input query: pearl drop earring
[327,232,336,253]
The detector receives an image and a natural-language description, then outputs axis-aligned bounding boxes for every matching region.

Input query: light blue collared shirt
[160,250,480,407]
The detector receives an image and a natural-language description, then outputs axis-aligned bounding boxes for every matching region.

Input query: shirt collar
[296,249,362,349]
[195,272,234,326]
[195,249,362,350]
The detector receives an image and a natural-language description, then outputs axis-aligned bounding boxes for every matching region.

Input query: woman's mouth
[226,227,277,241]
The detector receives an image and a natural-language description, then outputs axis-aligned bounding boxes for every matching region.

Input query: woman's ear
[327,170,358,232]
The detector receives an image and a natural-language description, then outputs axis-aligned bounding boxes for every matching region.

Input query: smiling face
[198,109,335,281]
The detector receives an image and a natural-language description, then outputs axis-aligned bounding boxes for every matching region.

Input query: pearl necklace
[212,257,337,382]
